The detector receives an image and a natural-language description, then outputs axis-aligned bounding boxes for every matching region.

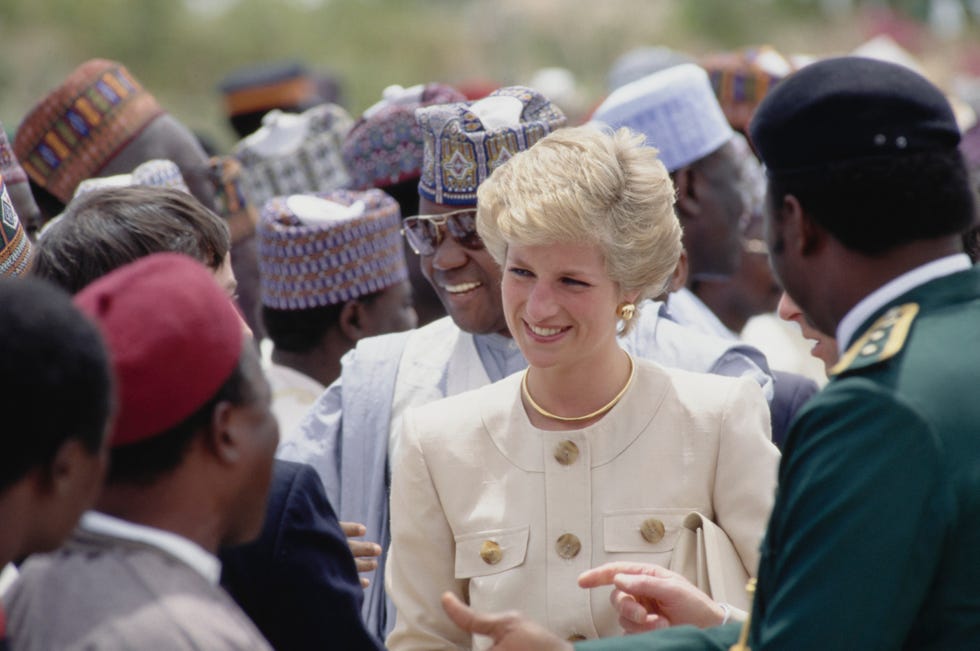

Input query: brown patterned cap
[14,59,164,202]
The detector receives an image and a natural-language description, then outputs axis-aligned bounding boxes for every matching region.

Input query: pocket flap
[603,508,695,553]
[454,525,529,579]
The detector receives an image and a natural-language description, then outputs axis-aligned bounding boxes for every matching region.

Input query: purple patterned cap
[0,175,34,278]
[257,188,407,309]
[416,86,567,205]
[343,83,466,191]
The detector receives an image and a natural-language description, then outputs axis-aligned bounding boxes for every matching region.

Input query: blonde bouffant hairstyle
[476,124,682,334]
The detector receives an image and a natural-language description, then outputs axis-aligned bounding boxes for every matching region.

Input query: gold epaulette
[829,303,919,376]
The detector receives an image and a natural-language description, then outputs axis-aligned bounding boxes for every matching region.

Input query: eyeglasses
[402,209,484,256]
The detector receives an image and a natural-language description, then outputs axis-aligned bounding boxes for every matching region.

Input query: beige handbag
[668,512,752,611]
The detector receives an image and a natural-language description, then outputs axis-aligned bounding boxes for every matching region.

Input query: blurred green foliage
[0,0,975,150]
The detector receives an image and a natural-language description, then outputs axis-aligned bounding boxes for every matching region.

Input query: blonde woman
[386,125,779,649]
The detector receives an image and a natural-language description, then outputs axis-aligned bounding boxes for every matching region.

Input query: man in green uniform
[441,56,980,650]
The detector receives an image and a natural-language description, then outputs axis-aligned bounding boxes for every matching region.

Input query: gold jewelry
[616,302,636,321]
[729,578,757,651]
[521,354,635,423]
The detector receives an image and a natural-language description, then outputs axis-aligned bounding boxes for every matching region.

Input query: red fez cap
[74,252,245,447]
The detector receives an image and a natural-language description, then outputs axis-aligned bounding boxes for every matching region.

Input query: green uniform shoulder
[829,303,919,377]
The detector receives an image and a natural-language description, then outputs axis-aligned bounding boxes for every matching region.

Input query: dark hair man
[28,186,383,651]
[33,186,232,295]
[258,189,416,439]
[0,276,112,649]
[4,253,276,648]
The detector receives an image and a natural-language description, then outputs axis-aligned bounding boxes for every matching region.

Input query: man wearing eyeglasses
[279,87,776,643]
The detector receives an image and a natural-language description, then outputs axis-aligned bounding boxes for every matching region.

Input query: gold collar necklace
[521,354,636,423]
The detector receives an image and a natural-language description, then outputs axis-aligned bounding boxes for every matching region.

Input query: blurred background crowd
[3,0,980,153]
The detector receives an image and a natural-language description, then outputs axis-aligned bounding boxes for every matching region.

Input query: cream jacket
[386,359,779,649]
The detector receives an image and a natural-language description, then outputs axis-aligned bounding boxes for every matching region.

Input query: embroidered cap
[0,123,28,187]
[416,86,567,205]
[234,104,354,212]
[701,46,793,132]
[208,155,259,244]
[219,61,318,121]
[0,174,34,278]
[257,188,407,310]
[73,158,191,198]
[14,59,165,203]
[343,83,466,191]
[73,253,245,447]
[592,63,733,172]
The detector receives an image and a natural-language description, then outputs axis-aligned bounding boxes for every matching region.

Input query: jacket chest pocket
[603,508,696,554]
[454,525,530,579]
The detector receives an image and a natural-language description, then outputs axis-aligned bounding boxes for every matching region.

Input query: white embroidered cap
[592,63,733,172]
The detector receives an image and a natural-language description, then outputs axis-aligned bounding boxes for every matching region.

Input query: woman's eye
[561,277,589,287]
[507,267,532,278]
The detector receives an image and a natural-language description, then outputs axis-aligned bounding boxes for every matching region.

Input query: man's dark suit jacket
[769,370,819,449]
[221,459,383,651]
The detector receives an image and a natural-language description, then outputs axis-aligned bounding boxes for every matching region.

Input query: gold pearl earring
[616,302,636,321]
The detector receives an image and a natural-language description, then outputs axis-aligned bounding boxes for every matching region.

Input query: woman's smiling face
[502,241,626,371]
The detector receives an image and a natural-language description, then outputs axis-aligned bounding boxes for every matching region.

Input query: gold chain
[521,354,635,423]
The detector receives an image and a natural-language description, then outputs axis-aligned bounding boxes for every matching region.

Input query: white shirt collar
[836,253,971,354]
[80,511,222,585]
[665,288,739,340]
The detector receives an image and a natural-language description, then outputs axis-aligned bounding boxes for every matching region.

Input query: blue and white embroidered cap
[592,63,733,172]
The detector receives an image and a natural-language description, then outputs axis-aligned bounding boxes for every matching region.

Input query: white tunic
[265,362,325,447]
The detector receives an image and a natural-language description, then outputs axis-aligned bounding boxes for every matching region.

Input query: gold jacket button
[567,634,588,641]
[640,518,666,544]
[556,533,581,559]
[480,540,502,565]
[554,440,580,465]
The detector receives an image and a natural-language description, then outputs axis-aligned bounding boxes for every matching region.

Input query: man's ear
[208,401,240,465]
[338,300,367,342]
[38,439,101,497]
[781,194,823,256]
[672,166,699,218]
